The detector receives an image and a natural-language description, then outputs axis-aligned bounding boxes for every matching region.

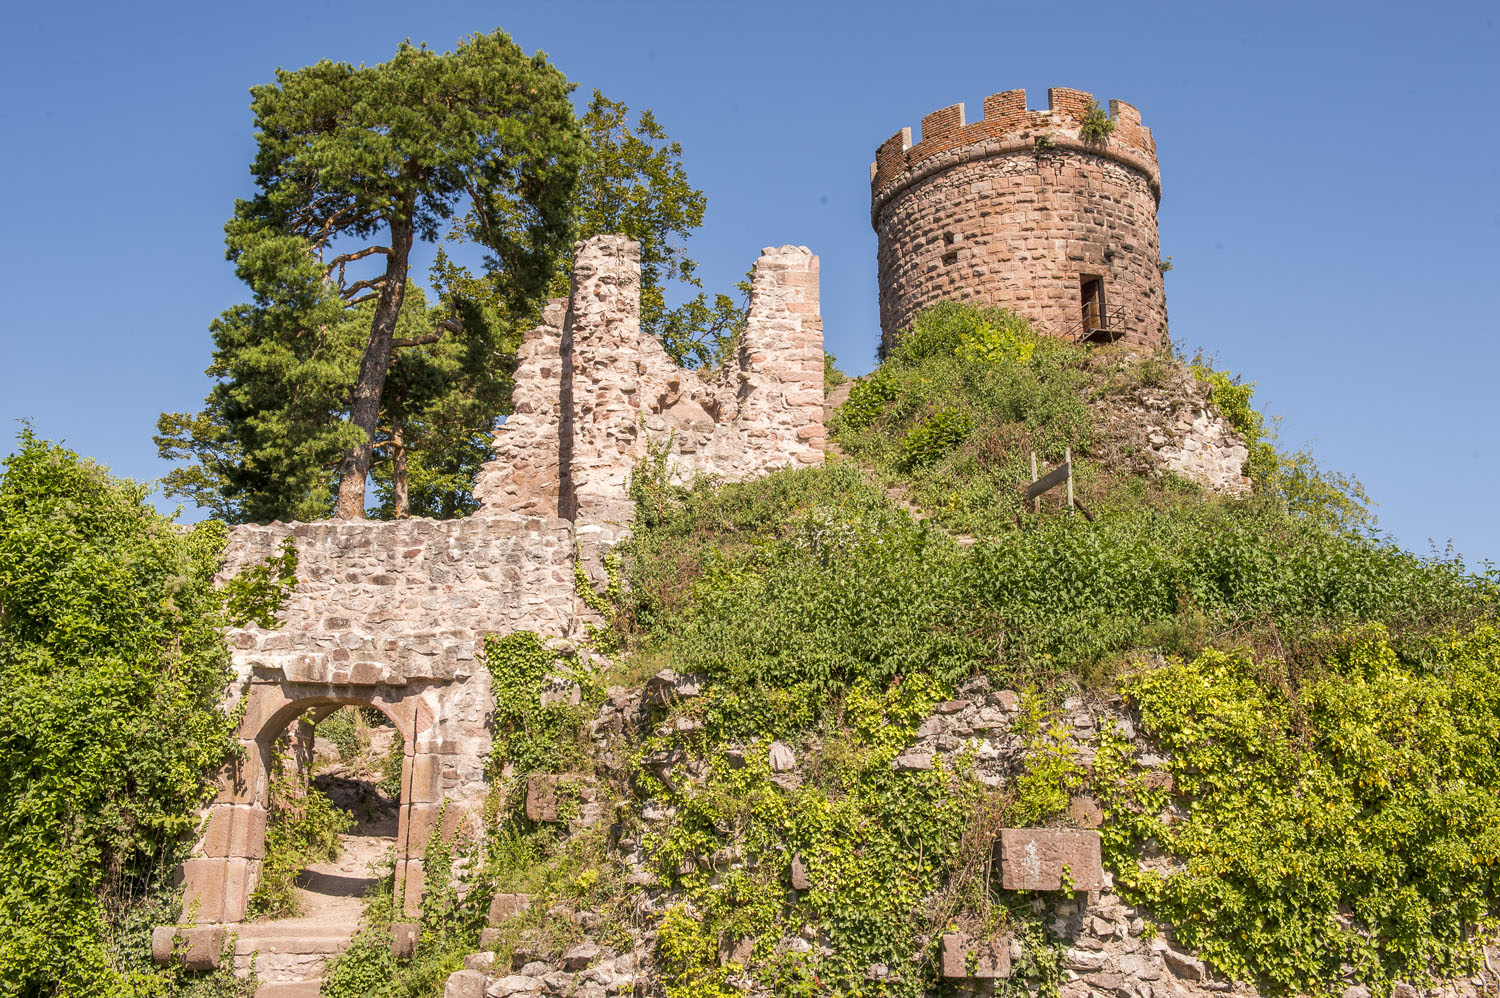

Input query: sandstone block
[151,925,225,971]
[526,774,562,822]
[488,892,531,925]
[997,828,1104,891]
[1068,795,1104,829]
[939,933,968,978]
[444,969,486,998]
[391,921,419,960]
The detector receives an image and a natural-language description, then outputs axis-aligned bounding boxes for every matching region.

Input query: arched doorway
[176,673,451,927]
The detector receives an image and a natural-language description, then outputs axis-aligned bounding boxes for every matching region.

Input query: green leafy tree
[161,30,584,521]
[0,430,284,994]
[366,268,509,519]
[568,90,745,366]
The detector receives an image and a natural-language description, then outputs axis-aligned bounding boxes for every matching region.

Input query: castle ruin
[158,91,1260,992]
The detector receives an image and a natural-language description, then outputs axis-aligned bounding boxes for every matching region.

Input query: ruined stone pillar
[473,299,569,518]
[734,246,826,466]
[563,235,648,536]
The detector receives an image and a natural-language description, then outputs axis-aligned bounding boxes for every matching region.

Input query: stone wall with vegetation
[474,234,825,540]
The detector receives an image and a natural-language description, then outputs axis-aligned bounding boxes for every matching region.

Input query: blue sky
[2,1,1496,562]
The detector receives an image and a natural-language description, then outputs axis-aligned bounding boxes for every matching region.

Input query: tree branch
[340,277,388,300]
[323,246,393,279]
[391,333,444,348]
[343,293,381,307]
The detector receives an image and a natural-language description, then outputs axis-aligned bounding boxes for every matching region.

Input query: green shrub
[834,369,896,432]
[823,351,848,391]
[1078,101,1116,144]
[1098,625,1500,994]
[899,406,974,469]
[318,708,362,763]
[0,429,287,993]
[833,302,1094,535]
[622,462,1493,726]
[485,632,599,792]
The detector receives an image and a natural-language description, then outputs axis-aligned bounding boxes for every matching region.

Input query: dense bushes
[1100,625,1500,993]
[619,463,1490,731]
[607,296,1500,994]
[0,430,277,996]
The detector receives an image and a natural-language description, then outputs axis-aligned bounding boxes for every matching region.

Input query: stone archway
[177,673,452,925]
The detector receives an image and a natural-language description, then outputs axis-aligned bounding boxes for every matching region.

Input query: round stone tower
[870,88,1165,355]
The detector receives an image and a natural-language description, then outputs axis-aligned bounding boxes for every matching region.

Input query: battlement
[870,88,1159,220]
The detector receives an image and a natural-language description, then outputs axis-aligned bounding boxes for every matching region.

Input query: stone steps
[232,919,357,985]
[254,981,323,998]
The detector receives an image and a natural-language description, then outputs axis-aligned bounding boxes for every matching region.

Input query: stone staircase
[233,830,394,997]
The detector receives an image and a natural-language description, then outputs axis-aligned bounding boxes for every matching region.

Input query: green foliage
[1193,359,1375,532]
[379,732,406,800]
[0,431,257,994]
[823,352,848,391]
[321,818,487,998]
[246,747,353,920]
[620,453,1494,717]
[833,369,897,432]
[643,676,978,997]
[161,29,586,520]
[485,633,598,783]
[595,298,1500,996]
[570,91,747,367]
[1009,696,1085,825]
[657,904,739,998]
[899,407,974,470]
[317,708,361,764]
[1099,625,1500,994]
[1078,101,1117,144]
[835,301,1094,535]
[221,536,298,628]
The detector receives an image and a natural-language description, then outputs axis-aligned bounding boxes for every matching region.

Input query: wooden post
[1030,452,1040,513]
[1065,447,1074,510]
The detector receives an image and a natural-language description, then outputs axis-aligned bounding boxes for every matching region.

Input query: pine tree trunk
[335,215,414,519]
[392,424,409,519]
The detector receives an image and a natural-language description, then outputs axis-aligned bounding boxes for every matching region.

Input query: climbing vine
[1095,625,1500,994]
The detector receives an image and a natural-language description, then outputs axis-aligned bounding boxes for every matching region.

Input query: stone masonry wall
[176,235,825,929]
[474,235,825,548]
[180,513,580,924]
[872,88,1166,354]
[1089,364,1252,497]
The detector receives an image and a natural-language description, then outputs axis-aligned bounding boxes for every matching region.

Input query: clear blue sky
[2,1,1496,563]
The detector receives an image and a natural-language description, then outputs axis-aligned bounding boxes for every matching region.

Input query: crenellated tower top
[870,87,1167,353]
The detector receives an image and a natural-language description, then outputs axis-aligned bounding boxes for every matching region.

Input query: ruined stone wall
[872,88,1166,354]
[474,235,825,546]
[182,514,579,924]
[470,300,569,519]
[1088,364,1252,497]
[174,234,825,932]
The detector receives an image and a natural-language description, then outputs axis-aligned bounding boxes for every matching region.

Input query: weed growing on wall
[1078,101,1117,144]
[485,632,601,786]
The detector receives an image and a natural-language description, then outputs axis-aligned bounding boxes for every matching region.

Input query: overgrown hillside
[316,304,1500,998]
